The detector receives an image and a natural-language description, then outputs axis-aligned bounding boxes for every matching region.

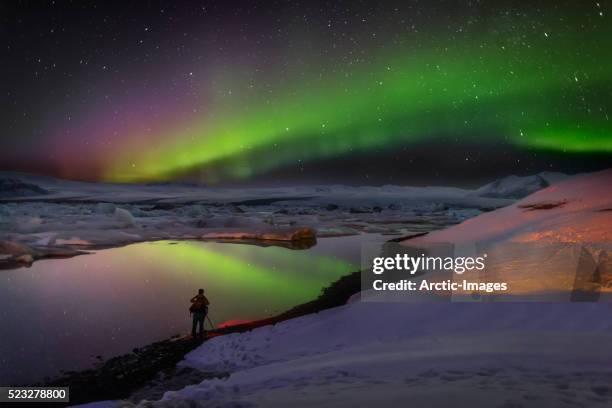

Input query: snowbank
[395,170,612,296]
[412,169,611,245]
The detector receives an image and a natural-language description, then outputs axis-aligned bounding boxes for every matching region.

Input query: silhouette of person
[190,288,210,338]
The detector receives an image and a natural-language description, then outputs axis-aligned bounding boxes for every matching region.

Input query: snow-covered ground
[412,169,610,245]
[79,303,612,407]
[402,169,612,296]
[75,170,612,407]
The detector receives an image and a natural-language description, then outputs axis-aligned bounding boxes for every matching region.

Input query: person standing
[190,288,210,338]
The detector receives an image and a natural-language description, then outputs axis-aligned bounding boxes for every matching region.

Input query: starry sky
[1,0,611,186]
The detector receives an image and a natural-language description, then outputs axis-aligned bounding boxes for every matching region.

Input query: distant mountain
[0,178,48,198]
[0,170,574,201]
[473,172,569,199]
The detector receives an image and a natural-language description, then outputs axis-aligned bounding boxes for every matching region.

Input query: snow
[410,169,612,245]
[394,170,612,296]
[77,302,612,407]
[180,302,612,373]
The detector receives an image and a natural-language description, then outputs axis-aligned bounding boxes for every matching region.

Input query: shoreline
[0,228,321,270]
[43,271,362,406]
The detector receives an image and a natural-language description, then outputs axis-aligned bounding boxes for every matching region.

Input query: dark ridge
[518,200,567,211]
[0,178,48,198]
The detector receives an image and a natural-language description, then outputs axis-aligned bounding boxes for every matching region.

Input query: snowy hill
[414,169,611,245]
[400,169,612,296]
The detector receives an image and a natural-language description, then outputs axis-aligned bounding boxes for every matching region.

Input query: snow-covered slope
[412,169,611,245]
[398,170,612,296]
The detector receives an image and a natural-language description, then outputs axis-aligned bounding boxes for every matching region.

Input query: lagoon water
[0,235,383,385]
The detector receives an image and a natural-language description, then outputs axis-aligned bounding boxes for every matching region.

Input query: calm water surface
[0,234,383,385]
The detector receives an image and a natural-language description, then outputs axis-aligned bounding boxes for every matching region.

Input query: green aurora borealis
[3,1,611,183]
[105,18,612,183]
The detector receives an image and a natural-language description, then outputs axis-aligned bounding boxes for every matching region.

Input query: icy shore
[403,169,612,296]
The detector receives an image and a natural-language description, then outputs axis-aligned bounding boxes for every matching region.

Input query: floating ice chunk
[95,202,116,214]
[113,207,136,228]
[201,226,316,242]
[55,237,92,246]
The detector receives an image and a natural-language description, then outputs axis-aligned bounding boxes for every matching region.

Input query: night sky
[1,0,611,186]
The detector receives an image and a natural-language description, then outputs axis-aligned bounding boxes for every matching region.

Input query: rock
[0,240,33,256]
[14,254,34,265]
[202,227,316,242]
[261,227,316,241]
[114,207,136,228]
